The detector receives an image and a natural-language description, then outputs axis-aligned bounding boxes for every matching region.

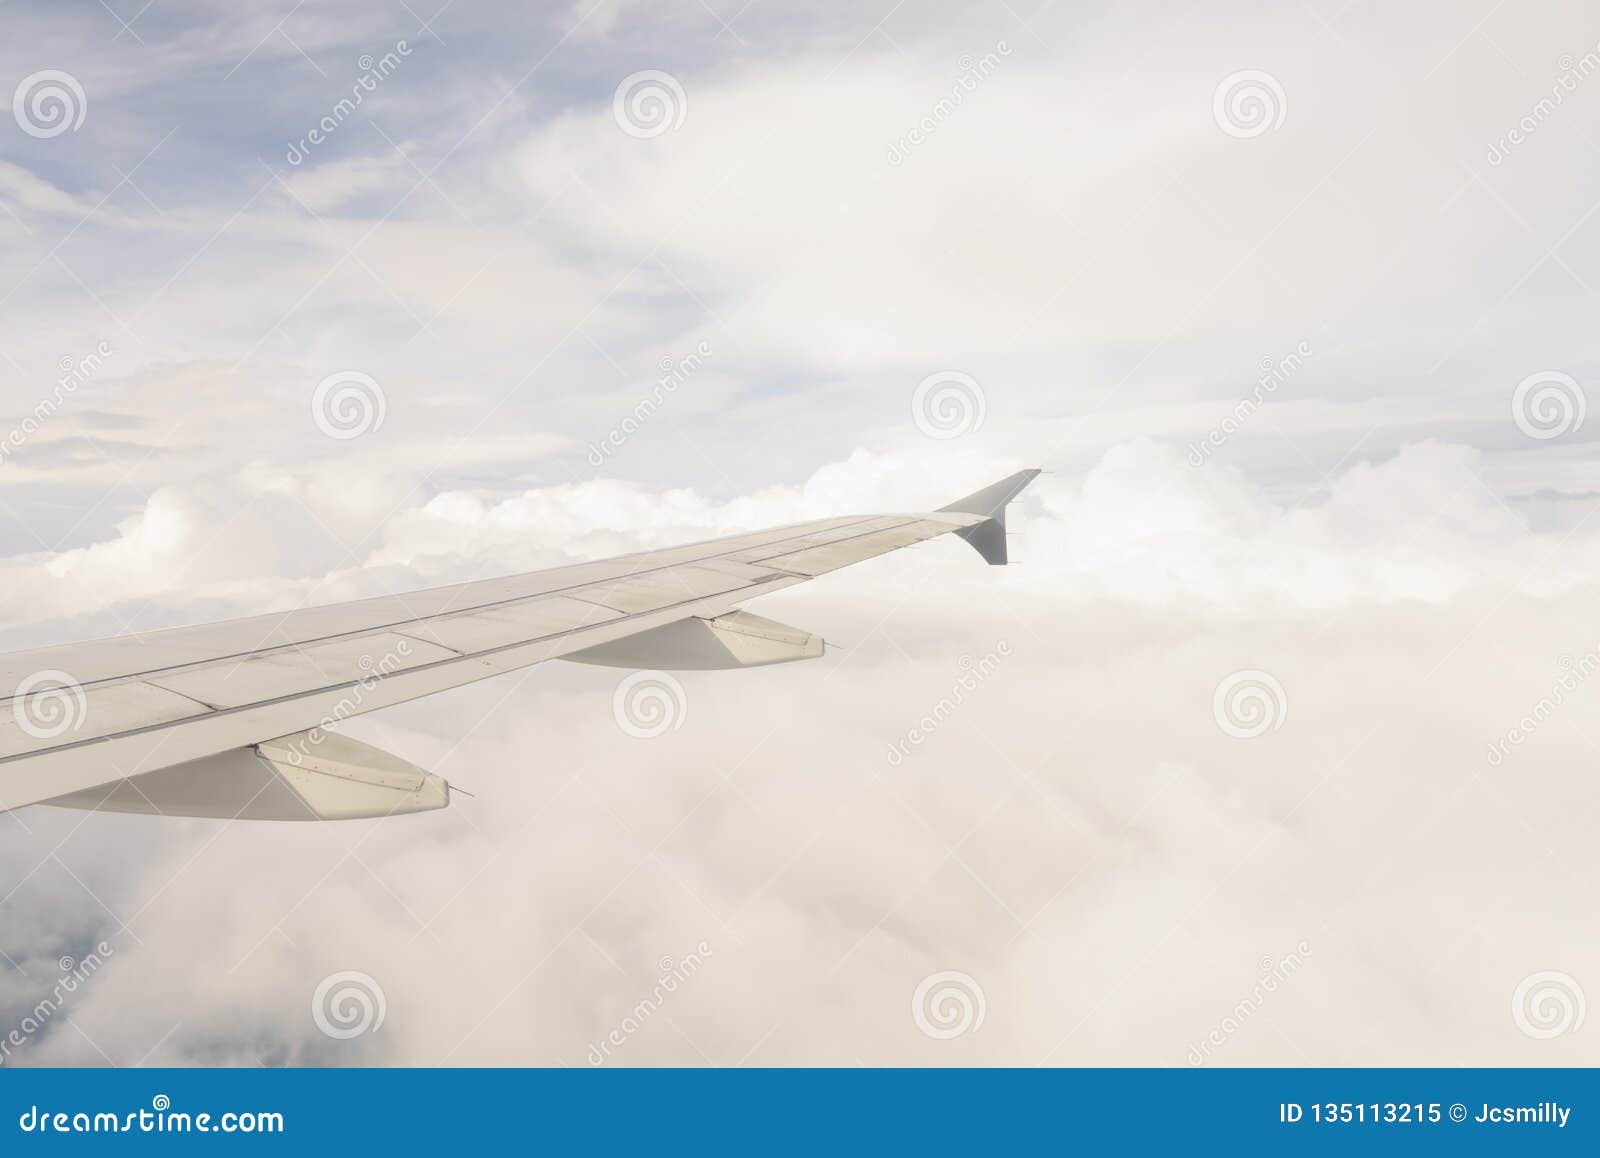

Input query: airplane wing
[0,468,1039,821]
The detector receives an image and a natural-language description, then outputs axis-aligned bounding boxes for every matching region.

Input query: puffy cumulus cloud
[7,434,1600,642]
[359,437,1600,617]
[0,446,1022,639]
[0,482,388,637]
[365,448,1013,576]
[1037,438,1583,612]
[2,442,1600,1066]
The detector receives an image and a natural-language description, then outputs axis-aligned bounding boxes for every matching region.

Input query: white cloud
[1,443,1598,1065]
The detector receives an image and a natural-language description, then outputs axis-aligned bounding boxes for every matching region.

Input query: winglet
[938,468,1042,565]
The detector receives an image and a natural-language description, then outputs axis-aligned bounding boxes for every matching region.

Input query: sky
[1,0,1599,1065]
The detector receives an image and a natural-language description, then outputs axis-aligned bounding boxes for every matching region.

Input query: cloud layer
[3,442,1600,1065]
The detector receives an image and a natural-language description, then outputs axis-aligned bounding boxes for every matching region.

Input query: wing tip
[937,468,1042,565]
[937,468,1042,520]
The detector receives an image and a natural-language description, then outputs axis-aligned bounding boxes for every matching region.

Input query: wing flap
[44,730,448,821]
[563,610,824,670]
